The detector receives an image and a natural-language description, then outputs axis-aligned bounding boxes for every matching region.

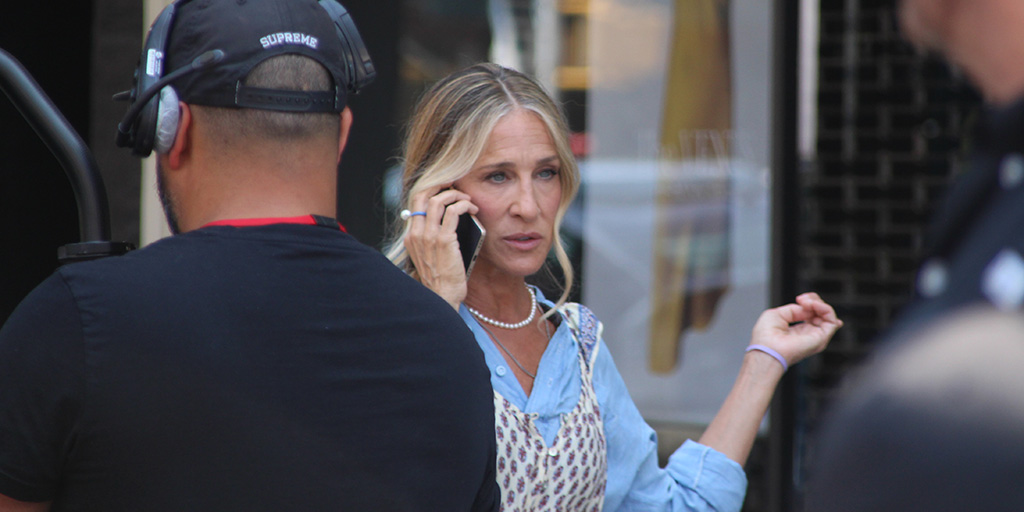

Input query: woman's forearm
[697,350,785,466]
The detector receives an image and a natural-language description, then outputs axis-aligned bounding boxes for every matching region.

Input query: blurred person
[805,308,1024,511]
[0,1,498,510]
[808,0,1024,509]
[886,0,1024,330]
[385,63,843,511]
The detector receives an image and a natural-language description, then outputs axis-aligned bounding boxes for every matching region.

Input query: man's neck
[177,166,337,233]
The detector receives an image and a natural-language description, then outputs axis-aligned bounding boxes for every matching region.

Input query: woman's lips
[503,232,543,250]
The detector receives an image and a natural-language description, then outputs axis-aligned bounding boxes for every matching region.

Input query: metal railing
[0,47,133,263]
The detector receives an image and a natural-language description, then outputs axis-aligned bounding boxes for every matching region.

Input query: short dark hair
[193,55,340,145]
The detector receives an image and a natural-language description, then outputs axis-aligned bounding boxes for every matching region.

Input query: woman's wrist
[434,281,466,311]
[745,344,788,372]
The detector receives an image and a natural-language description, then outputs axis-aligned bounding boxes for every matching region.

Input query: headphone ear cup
[116,1,177,156]
[154,86,180,154]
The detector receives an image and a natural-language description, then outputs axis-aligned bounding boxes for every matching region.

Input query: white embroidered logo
[259,32,319,50]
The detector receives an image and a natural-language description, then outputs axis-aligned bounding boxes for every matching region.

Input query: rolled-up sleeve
[595,338,747,511]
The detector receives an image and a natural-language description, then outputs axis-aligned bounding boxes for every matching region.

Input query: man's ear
[167,102,192,169]
[337,107,353,164]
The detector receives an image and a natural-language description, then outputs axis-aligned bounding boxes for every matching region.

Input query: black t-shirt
[0,222,499,511]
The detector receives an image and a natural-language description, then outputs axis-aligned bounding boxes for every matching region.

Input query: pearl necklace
[466,285,537,330]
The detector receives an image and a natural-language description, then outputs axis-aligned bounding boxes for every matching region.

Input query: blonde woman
[386,63,842,511]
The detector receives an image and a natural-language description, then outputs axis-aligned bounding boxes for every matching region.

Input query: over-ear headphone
[115,2,179,157]
[115,0,376,157]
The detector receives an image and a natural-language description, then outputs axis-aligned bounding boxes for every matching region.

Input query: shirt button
[1000,153,1024,189]
[917,259,948,298]
[495,365,507,377]
[548,448,559,457]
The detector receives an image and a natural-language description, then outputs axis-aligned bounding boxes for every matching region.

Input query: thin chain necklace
[478,322,537,379]
[466,284,537,329]
[477,312,553,381]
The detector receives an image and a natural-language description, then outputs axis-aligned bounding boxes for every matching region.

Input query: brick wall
[797,0,980,506]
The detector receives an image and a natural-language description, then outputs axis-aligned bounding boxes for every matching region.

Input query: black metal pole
[1,47,133,263]
[0,47,110,243]
[769,0,802,511]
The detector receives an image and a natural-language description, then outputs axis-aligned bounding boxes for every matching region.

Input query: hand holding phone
[403,186,482,308]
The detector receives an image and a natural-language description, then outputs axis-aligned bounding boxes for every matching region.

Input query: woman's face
[454,109,563,280]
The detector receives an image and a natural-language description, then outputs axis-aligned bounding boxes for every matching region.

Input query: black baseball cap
[164,0,359,112]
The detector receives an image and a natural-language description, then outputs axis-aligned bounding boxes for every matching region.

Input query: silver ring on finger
[400,209,427,221]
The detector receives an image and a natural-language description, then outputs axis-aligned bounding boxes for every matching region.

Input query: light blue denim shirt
[459,288,748,512]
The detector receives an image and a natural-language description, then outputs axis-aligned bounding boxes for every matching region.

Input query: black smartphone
[456,213,485,278]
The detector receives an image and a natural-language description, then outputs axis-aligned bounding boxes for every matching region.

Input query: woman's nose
[510,183,540,219]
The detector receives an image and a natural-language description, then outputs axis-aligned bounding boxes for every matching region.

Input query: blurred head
[805,306,1024,512]
[898,0,970,55]
[385,63,580,308]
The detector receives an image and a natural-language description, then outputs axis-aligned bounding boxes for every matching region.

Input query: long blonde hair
[384,63,580,311]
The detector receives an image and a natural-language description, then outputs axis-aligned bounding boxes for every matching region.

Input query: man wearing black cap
[0,1,499,510]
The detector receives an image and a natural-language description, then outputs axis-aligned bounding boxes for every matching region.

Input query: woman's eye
[538,167,559,179]
[487,172,508,183]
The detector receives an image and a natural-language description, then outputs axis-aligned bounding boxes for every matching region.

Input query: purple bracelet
[746,344,788,372]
